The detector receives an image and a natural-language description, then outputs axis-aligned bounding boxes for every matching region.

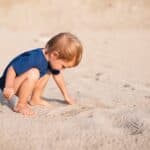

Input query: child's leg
[13,68,40,116]
[29,74,50,106]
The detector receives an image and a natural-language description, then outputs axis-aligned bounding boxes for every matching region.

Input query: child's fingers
[3,92,10,99]
[3,91,14,100]
[3,88,15,100]
[8,92,15,100]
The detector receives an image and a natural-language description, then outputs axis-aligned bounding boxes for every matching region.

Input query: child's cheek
[54,64,62,70]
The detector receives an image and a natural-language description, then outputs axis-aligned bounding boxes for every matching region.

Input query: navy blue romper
[0,48,60,90]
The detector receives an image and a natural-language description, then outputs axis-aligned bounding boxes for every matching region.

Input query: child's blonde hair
[45,32,83,66]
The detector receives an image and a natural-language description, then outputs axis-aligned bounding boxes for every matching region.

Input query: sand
[0,0,150,150]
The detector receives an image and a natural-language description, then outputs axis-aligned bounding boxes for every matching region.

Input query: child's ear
[51,51,59,59]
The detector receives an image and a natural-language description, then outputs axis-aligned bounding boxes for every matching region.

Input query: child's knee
[27,68,40,81]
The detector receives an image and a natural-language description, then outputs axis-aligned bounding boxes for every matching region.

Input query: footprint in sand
[46,100,111,118]
[45,104,94,118]
[59,101,112,118]
[145,96,150,99]
[95,72,103,81]
[60,105,94,117]
[112,111,144,135]
[123,83,135,91]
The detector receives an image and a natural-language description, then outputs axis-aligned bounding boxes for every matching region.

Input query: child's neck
[42,48,49,62]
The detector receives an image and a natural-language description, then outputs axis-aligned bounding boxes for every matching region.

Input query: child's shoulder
[23,48,42,55]
[18,48,42,58]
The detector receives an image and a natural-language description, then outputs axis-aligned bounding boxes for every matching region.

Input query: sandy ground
[0,0,150,150]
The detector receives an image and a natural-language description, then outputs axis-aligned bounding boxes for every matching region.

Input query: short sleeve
[11,55,37,76]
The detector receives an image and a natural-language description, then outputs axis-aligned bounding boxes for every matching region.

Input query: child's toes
[23,108,35,116]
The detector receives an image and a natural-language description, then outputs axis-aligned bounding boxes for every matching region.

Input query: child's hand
[3,87,15,100]
[65,96,76,105]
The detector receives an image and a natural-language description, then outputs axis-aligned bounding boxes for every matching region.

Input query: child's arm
[3,66,16,99]
[52,72,75,105]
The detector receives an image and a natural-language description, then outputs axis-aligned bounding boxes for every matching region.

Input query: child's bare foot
[29,97,50,107]
[13,103,35,116]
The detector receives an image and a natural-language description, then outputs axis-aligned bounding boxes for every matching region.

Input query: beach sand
[0,0,150,150]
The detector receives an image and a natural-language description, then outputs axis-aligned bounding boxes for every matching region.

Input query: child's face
[48,51,75,70]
